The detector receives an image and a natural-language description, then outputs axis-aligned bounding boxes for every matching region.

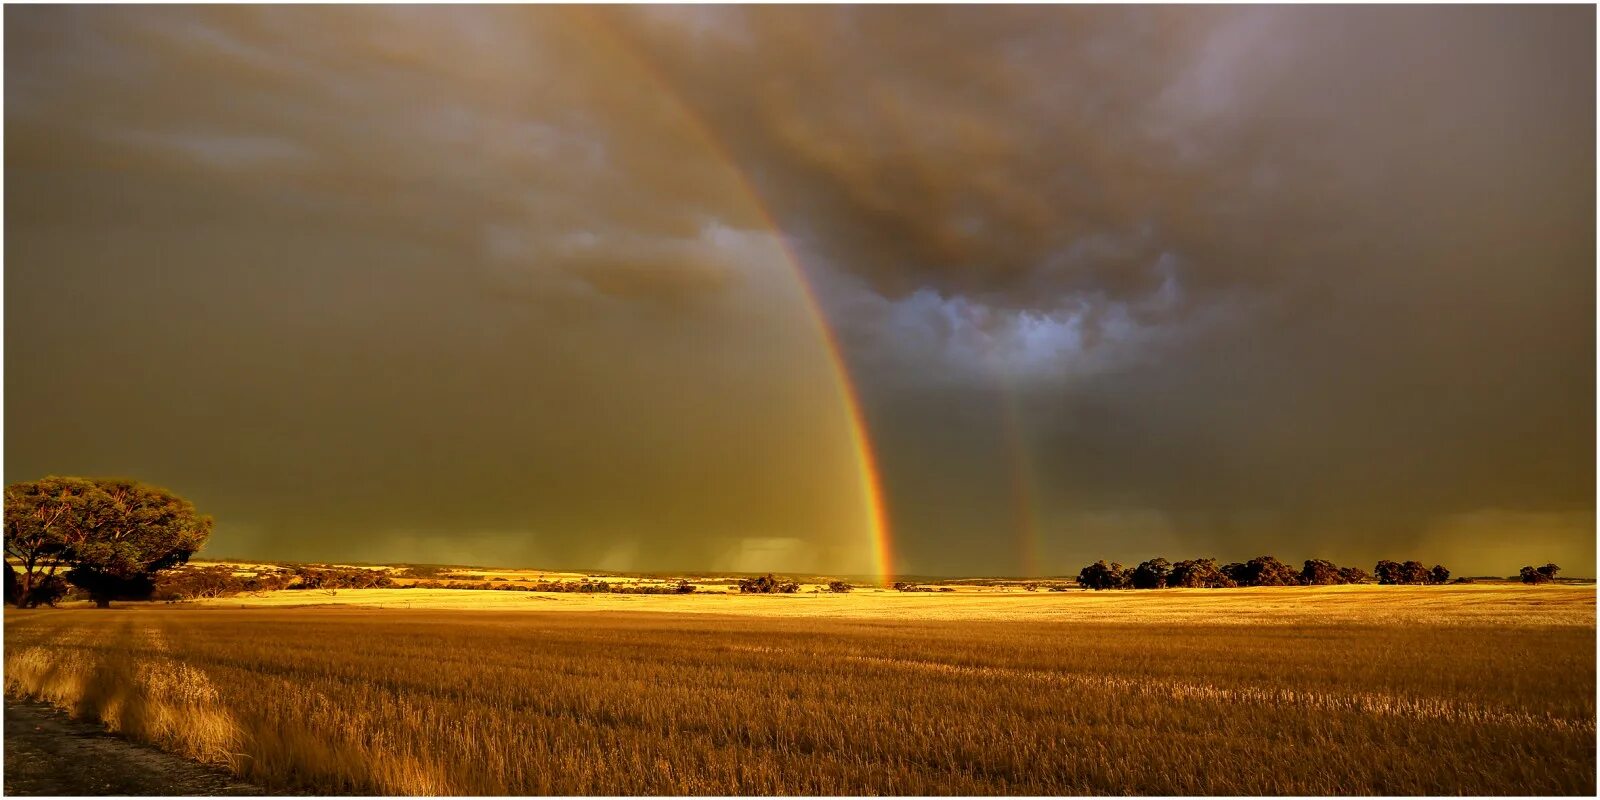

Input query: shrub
[827,580,852,593]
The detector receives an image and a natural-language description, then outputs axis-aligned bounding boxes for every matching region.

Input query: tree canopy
[4,476,212,607]
[1520,563,1561,584]
[1076,560,1130,590]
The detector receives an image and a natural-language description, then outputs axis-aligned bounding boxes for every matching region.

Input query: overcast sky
[6,5,1593,577]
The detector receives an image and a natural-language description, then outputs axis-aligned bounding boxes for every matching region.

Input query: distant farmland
[4,586,1594,795]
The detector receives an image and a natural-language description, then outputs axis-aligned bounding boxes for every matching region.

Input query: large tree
[1337,566,1371,585]
[1374,560,1403,585]
[1398,560,1432,586]
[1521,563,1561,585]
[1229,555,1302,587]
[1168,558,1236,588]
[1075,560,1130,590]
[1129,558,1172,589]
[4,477,212,608]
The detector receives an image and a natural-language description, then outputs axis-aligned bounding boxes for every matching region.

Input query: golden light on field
[6,585,1594,795]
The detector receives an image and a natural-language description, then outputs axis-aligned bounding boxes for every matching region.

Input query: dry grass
[4,623,241,768]
[4,587,1594,795]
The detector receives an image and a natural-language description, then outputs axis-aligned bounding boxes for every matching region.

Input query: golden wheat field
[4,586,1595,795]
[186,581,1597,626]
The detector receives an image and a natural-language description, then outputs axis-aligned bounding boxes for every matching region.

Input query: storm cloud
[6,5,1593,576]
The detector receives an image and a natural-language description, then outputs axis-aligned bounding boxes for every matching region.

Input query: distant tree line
[150,566,702,600]
[152,565,290,600]
[400,577,695,594]
[1372,560,1454,585]
[515,578,695,594]
[1073,556,1466,590]
[152,565,389,599]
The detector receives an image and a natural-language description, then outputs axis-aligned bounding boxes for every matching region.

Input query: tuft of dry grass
[4,588,1593,795]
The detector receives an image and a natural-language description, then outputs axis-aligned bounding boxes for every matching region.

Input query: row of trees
[152,565,400,599]
[1075,556,1456,590]
[150,565,706,601]
[153,565,287,600]
[520,579,695,594]
[5,477,212,608]
[1373,560,1452,585]
[732,576,869,593]
[893,582,955,592]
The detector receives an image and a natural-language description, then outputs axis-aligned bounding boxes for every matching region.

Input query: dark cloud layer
[6,6,1593,576]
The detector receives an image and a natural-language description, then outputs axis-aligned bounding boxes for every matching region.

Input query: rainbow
[570,11,895,584]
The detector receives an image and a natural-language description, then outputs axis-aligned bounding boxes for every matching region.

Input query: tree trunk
[93,597,111,609]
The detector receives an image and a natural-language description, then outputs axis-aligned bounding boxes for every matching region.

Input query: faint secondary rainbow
[972,335,1045,578]
[996,381,1043,577]
[571,11,895,583]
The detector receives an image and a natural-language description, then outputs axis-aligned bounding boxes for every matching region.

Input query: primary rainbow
[572,11,896,584]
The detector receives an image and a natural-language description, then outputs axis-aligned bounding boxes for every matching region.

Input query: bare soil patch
[3,698,264,796]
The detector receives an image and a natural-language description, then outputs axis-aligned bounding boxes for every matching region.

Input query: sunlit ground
[6,586,1593,795]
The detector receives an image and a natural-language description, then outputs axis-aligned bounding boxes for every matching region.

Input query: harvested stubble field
[3,585,1594,795]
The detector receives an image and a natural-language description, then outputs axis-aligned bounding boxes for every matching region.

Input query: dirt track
[3,698,263,796]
